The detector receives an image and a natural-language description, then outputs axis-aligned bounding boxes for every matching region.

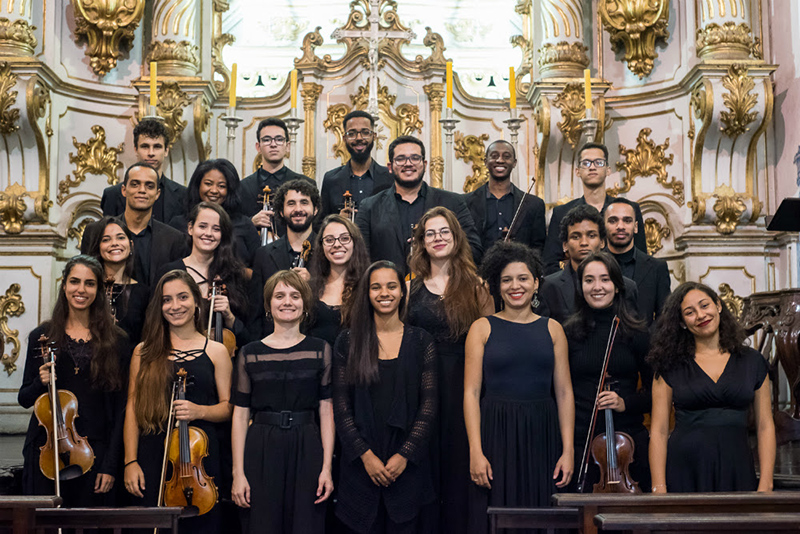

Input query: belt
[253,410,314,429]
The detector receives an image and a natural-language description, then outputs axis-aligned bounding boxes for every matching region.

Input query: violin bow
[503,174,537,243]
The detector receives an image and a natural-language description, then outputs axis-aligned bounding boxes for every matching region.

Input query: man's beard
[285,212,313,233]
[346,139,374,165]
[610,233,633,249]
[392,169,425,190]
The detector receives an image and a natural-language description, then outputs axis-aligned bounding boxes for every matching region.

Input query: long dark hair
[345,261,407,385]
[135,270,205,434]
[309,214,369,326]
[84,217,136,318]
[563,252,646,341]
[186,158,243,215]
[187,202,249,318]
[47,255,123,391]
[647,282,747,377]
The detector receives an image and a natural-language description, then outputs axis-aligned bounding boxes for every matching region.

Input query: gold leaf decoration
[58,125,124,204]
[71,0,146,76]
[323,104,352,164]
[67,200,102,244]
[156,81,191,148]
[720,64,758,138]
[193,97,212,161]
[211,0,235,94]
[718,282,744,319]
[644,217,670,255]
[0,283,25,376]
[598,0,670,78]
[711,184,746,235]
[0,183,28,234]
[454,132,490,193]
[0,17,38,55]
[607,128,684,204]
[537,41,590,71]
[147,39,200,75]
[0,62,20,134]
[695,21,753,59]
[552,82,585,148]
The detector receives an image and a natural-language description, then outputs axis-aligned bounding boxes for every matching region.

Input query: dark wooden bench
[487,506,580,533]
[552,492,800,534]
[34,507,183,534]
[0,496,60,534]
[594,512,800,533]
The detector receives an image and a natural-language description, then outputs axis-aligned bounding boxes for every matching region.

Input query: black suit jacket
[625,248,671,326]
[320,160,394,219]
[101,177,187,224]
[355,182,483,273]
[463,182,546,255]
[543,195,647,275]
[538,264,639,326]
[238,165,315,213]
[80,215,187,287]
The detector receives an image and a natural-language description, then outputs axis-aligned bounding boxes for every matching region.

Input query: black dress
[407,280,469,534]
[108,282,150,347]
[307,300,343,348]
[662,347,768,492]
[132,341,222,534]
[468,316,561,534]
[18,325,130,506]
[231,336,332,534]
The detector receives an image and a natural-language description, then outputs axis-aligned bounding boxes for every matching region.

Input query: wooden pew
[487,507,580,533]
[0,496,60,534]
[34,507,183,534]
[594,512,800,533]
[552,492,800,534]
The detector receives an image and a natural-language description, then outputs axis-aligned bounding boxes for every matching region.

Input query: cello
[207,277,237,358]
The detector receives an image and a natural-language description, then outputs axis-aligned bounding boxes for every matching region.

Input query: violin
[207,277,237,358]
[590,380,640,493]
[292,240,312,269]
[259,185,276,246]
[342,190,356,222]
[158,368,218,515]
[34,335,95,487]
[405,224,418,282]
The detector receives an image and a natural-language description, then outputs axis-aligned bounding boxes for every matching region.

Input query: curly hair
[133,119,170,148]
[646,282,748,377]
[185,159,243,215]
[408,206,483,339]
[558,204,606,244]
[479,241,543,302]
[273,179,321,222]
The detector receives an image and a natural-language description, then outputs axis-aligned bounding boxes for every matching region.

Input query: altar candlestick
[446,61,453,109]
[509,67,516,109]
[229,63,237,109]
[150,62,157,106]
[584,68,592,117]
[290,69,298,109]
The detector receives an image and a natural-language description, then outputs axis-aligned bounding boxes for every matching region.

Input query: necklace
[65,335,92,375]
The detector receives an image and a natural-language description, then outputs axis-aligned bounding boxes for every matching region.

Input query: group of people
[18,111,775,534]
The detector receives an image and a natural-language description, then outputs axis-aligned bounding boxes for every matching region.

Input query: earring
[680,323,687,330]
[531,290,540,309]
[265,310,272,321]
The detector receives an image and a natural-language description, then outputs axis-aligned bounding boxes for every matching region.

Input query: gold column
[424,83,444,188]
[696,0,759,61]
[301,82,323,180]
[150,0,201,77]
[537,0,589,78]
[0,0,37,57]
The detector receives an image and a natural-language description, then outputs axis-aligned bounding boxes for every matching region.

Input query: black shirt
[394,182,428,249]
[484,186,514,245]
[126,217,154,285]
[348,162,376,207]
[612,247,636,280]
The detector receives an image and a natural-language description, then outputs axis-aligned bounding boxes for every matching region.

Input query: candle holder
[285,107,305,171]
[143,104,166,123]
[222,107,244,161]
[579,110,600,144]
[439,107,460,191]
[503,108,524,183]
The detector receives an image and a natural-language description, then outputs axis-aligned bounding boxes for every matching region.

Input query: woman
[406,206,492,534]
[18,255,130,506]
[307,214,370,347]
[332,261,437,534]
[231,270,334,533]
[563,252,651,492]
[648,282,775,493]
[160,201,251,349]
[464,241,573,533]
[85,217,149,346]
[170,158,260,266]
[123,270,233,533]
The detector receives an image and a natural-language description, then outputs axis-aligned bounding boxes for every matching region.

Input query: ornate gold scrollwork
[212,0,235,94]
[598,0,670,79]
[607,128,684,204]
[156,81,190,148]
[0,283,25,376]
[537,42,590,72]
[193,97,212,162]
[148,39,200,75]
[0,17,38,55]
[454,132,490,193]
[696,22,754,60]
[323,104,352,164]
[71,0,146,76]
[58,125,124,204]
[711,184,746,235]
[718,282,744,319]
[552,82,585,148]
[67,200,101,244]
[0,62,20,134]
[301,82,324,179]
[720,64,758,138]
[0,183,27,234]
[644,217,670,255]
[424,83,445,188]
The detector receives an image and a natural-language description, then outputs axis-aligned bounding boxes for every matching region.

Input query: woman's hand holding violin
[38,361,54,386]
[598,390,626,413]
[173,399,206,422]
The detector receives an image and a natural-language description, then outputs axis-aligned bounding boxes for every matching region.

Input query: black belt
[253,410,314,429]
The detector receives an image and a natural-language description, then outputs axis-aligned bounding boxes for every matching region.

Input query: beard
[285,212,313,233]
[392,168,426,190]
[610,233,633,249]
[346,139,374,165]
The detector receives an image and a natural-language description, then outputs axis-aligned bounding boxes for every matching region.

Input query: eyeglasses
[579,158,607,168]
[259,136,287,146]
[423,228,452,241]
[393,154,424,165]
[345,129,373,140]
[322,234,352,247]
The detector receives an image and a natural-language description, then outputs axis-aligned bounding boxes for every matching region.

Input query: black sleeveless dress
[468,316,561,534]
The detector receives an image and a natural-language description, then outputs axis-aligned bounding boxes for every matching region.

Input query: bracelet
[124,459,138,468]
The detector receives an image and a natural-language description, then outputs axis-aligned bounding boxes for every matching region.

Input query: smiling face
[344,116,375,165]
[423,215,454,260]
[161,279,196,328]
[564,220,604,270]
[99,223,131,265]
[604,202,637,253]
[121,166,161,212]
[369,267,403,318]
[188,208,221,254]
[388,142,427,189]
[198,169,228,205]
[581,260,617,310]
[499,261,539,310]
[322,222,354,267]
[64,263,98,313]
[282,190,317,233]
[681,288,722,339]
[485,141,516,182]
[270,281,305,325]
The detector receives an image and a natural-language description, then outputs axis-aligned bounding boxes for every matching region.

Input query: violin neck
[604,406,619,480]
[214,311,223,341]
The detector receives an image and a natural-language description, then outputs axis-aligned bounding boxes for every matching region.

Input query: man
[604,197,670,325]
[82,162,186,287]
[238,117,316,238]
[464,140,546,254]
[100,119,187,223]
[319,110,393,219]
[355,135,483,273]
[538,204,637,325]
[542,142,647,275]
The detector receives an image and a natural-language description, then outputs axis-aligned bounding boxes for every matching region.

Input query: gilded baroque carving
[301,83,324,112]
[454,132,490,193]
[67,201,101,244]
[711,184,746,235]
[0,183,27,234]
[696,22,753,59]
[148,39,200,71]
[537,41,590,70]
[58,126,124,204]
[598,0,670,78]
[193,97,212,162]
[212,33,235,94]
[156,81,191,147]
[0,17,38,54]
[71,0,146,76]
[552,82,585,148]
[323,103,351,164]
[302,156,316,182]
[718,282,744,320]
[643,217,670,255]
[607,128,684,204]
[0,62,20,134]
[423,83,444,113]
[0,283,25,376]
[720,64,758,137]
